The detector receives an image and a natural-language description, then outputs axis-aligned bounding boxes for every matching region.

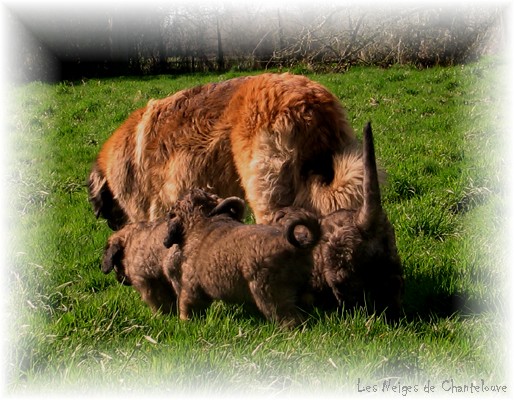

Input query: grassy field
[4,57,510,397]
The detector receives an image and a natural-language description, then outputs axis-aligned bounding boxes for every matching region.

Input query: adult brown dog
[89,73,364,229]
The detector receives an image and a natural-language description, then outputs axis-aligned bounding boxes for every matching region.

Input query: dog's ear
[88,163,107,219]
[101,237,123,274]
[164,214,184,248]
[88,163,128,230]
[208,197,246,221]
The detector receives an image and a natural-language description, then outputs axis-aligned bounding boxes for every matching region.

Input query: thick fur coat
[101,219,178,313]
[100,190,238,313]
[273,123,404,318]
[163,189,321,328]
[89,73,364,229]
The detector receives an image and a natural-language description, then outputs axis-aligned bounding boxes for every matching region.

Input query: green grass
[5,57,510,396]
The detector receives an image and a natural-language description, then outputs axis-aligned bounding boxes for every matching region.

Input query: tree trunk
[216,15,225,71]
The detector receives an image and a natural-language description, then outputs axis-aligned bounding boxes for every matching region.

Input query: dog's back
[185,217,316,308]
[89,74,363,229]
[168,200,318,327]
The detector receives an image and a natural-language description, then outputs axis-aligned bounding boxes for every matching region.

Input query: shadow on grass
[401,272,489,321]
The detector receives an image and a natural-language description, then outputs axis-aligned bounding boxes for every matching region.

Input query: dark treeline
[5,2,508,82]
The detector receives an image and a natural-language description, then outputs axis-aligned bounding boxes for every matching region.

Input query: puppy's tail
[285,214,321,249]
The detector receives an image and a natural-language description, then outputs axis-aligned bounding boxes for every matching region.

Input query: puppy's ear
[164,215,184,248]
[102,237,123,274]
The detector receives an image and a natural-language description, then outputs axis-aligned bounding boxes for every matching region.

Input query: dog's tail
[285,214,322,249]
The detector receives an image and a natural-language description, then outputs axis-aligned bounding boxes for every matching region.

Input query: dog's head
[318,123,404,318]
[163,189,246,248]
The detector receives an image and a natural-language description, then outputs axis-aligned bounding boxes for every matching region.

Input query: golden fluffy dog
[88,73,364,229]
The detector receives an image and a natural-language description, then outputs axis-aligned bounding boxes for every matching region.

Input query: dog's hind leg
[131,276,176,314]
[177,277,212,320]
[243,135,298,224]
[248,280,303,329]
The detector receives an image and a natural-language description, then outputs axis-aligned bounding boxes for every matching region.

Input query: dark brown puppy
[164,189,321,328]
[273,123,404,319]
[101,191,229,313]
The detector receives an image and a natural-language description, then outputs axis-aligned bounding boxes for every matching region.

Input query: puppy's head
[321,210,403,318]
[175,188,221,216]
[88,162,128,231]
[319,123,404,318]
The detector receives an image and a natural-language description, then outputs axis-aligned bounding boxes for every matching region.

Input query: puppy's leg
[178,286,211,320]
[241,136,297,224]
[177,266,211,320]
[146,280,176,314]
[248,280,302,329]
[132,277,175,314]
[178,286,194,320]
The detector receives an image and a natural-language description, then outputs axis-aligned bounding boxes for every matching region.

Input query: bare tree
[8,2,507,81]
